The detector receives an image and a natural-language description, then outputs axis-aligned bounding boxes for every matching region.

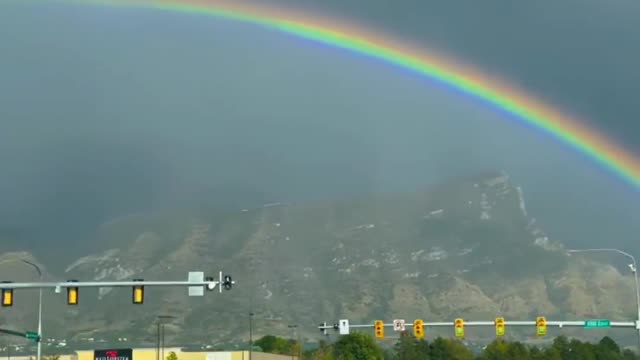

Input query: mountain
[0,170,637,349]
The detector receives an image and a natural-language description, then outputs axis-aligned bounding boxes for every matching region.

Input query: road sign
[25,331,40,342]
[393,319,406,332]
[584,319,611,328]
[94,348,132,360]
[188,272,204,296]
[339,319,350,335]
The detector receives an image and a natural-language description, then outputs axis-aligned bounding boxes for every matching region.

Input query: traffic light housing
[319,322,328,336]
[66,280,79,305]
[205,276,215,291]
[223,275,233,290]
[495,317,505,337]
[536,316,547,336]
[374,320,384,339]
[413,319,424,339]
[132,279,144,304]
[454,318,465,338]
[1,281,13,307]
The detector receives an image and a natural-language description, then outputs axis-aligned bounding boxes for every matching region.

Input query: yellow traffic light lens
[133,286,144,304]
[67,288,78,305]
[374,320,384,339]
[414,319,425,339]
[2,289,13,307]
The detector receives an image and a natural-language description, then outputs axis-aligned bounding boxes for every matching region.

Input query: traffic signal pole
[0,272,235,357]
[320,318,639,338]
[0,279,232,290]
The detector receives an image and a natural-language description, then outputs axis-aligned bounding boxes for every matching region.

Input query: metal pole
[249,312,253,360]
[1,259,44,360]
[567,248,640,353]
[631,256,640,354]
[297,330,302,360]
[36,287,42,360]
[19,260,42,360]
[288,325,297,360]
[161,323,165,360]
[156,323,161,360]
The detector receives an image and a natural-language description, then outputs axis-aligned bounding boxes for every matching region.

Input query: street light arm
[568,248,636,264]
[20,260,42,278]
[568,247,640,353]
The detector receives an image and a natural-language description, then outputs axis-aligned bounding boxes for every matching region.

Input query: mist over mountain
[0,171,638,347]
[1,2,639,270]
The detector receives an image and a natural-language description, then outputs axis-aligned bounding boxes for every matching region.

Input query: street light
[0,259,43,360]
[157,315,174,360]
[249,312,254,360]
[567,248,640,351]
[287,325,299,360]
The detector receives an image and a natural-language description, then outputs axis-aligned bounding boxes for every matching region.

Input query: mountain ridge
[0,170,637,346]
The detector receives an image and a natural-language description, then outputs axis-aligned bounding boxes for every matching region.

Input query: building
[74,348,297,360]
[3,349,296,360]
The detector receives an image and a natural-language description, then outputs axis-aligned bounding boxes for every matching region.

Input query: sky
[0,0,639,261]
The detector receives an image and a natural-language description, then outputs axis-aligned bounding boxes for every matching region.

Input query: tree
[477,339,509,360]
[393,335,429,360]
[593,335,624,360]
[623,349,640,360]
[427,338,474,360]
[254,335,292,354]
[333,332,384,360]
[306,338,335,360]
[166,352,178,360]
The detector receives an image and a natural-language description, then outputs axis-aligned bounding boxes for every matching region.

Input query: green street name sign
[584,319,611,328]
[25,331,40,342]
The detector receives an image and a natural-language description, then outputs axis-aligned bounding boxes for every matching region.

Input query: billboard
[94,349,133,360]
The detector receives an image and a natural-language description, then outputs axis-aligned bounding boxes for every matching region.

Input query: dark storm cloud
[1,0,639,262]
[267,0,640,150]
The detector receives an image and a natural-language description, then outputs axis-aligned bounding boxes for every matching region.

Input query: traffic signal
[454,318,465,338]
[374,320,384,339]
[132,279,144,304]
[319,322,328,336]
[223,275,233,290]
[413,319,424,339]
[205,276,215,291]
[536,316,547,336]
[66,280,79,305]
[1,281,13,307]
[495,317,505,337]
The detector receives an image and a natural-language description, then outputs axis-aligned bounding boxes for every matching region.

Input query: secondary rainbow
[57,0,640,188]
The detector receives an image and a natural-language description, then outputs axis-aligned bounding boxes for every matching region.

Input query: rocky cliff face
[0,171,636,346]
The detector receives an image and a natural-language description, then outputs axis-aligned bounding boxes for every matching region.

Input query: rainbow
[48,0,640,188]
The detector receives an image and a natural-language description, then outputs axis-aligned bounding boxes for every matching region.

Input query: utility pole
[248,312,254,360]
[157,315,173,360]
[287,325,297,360]
[0,259,43,360]
[156,323,161,360]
